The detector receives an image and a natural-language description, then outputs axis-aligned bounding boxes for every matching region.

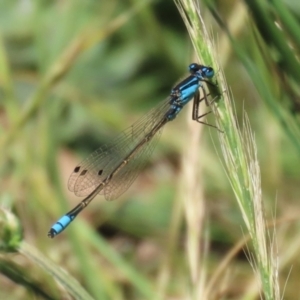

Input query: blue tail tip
[48,229,57,238]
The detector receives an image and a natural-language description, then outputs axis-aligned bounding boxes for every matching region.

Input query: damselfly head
[189,63,202,74]
[201,67,214,79]
[188,63,214,79]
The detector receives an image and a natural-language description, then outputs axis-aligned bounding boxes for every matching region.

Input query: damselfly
[48,63,215,238]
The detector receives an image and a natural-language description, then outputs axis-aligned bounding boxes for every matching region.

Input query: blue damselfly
[48,63,215,238]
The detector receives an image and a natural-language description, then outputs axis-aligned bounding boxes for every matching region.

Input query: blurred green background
[1,0,300,299]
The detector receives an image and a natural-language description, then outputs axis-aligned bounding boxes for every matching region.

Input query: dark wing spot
[98,169,103,176]
[80,169,88,176]
[74,166,81,173]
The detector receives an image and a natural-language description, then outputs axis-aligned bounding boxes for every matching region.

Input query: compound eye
[203,67,214,78]
[188,63,199,73]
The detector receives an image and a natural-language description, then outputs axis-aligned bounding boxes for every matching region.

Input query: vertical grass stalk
[174,0,280,299]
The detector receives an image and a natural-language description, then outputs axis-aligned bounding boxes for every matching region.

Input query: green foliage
[0,0,300,299]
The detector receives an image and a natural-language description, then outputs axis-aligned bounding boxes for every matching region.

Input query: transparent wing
[103,119,164,201]
[68,97,172,198]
